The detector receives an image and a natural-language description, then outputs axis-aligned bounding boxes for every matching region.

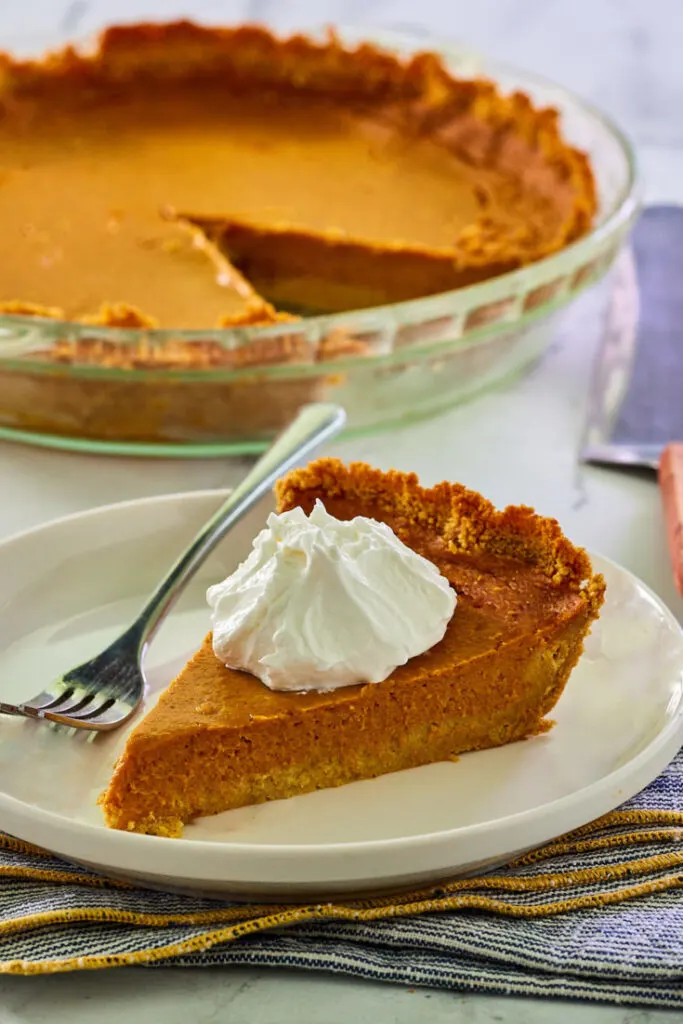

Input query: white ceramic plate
[0,491,681,901]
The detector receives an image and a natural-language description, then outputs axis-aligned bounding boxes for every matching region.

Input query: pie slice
[101,459,606,838]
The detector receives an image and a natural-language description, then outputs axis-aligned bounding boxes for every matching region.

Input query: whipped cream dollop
[207,500,456,692]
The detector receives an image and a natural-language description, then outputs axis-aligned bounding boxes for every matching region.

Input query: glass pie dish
[0,25,639,458]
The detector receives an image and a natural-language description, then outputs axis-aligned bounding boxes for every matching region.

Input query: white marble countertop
[1,0,683,1021]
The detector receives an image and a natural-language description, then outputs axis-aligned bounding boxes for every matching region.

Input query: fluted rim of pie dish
[0,23,641,378]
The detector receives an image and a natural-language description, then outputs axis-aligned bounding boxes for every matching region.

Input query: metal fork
[0,403,346,731]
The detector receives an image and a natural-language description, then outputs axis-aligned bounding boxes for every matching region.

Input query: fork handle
[126,402,346,653]
[660,442,683,596]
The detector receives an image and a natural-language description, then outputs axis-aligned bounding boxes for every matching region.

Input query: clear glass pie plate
[0,25,639,458]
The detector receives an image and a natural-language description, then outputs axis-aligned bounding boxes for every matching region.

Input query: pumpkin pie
[0,20,596,334]
[0,22,596,446]
[100,459,606,838]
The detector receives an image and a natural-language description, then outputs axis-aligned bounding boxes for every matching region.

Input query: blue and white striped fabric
[1,748,683,1008]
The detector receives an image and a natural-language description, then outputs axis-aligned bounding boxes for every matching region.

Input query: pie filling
[0,21,596,335]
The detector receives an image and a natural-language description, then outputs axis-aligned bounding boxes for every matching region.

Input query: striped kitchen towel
[2,747,683,1009]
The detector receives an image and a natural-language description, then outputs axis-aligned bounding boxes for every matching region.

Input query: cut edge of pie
[168,211,532,315]
[100,458,606,839]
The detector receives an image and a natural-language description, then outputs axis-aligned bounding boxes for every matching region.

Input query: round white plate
[0,491,681,901]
